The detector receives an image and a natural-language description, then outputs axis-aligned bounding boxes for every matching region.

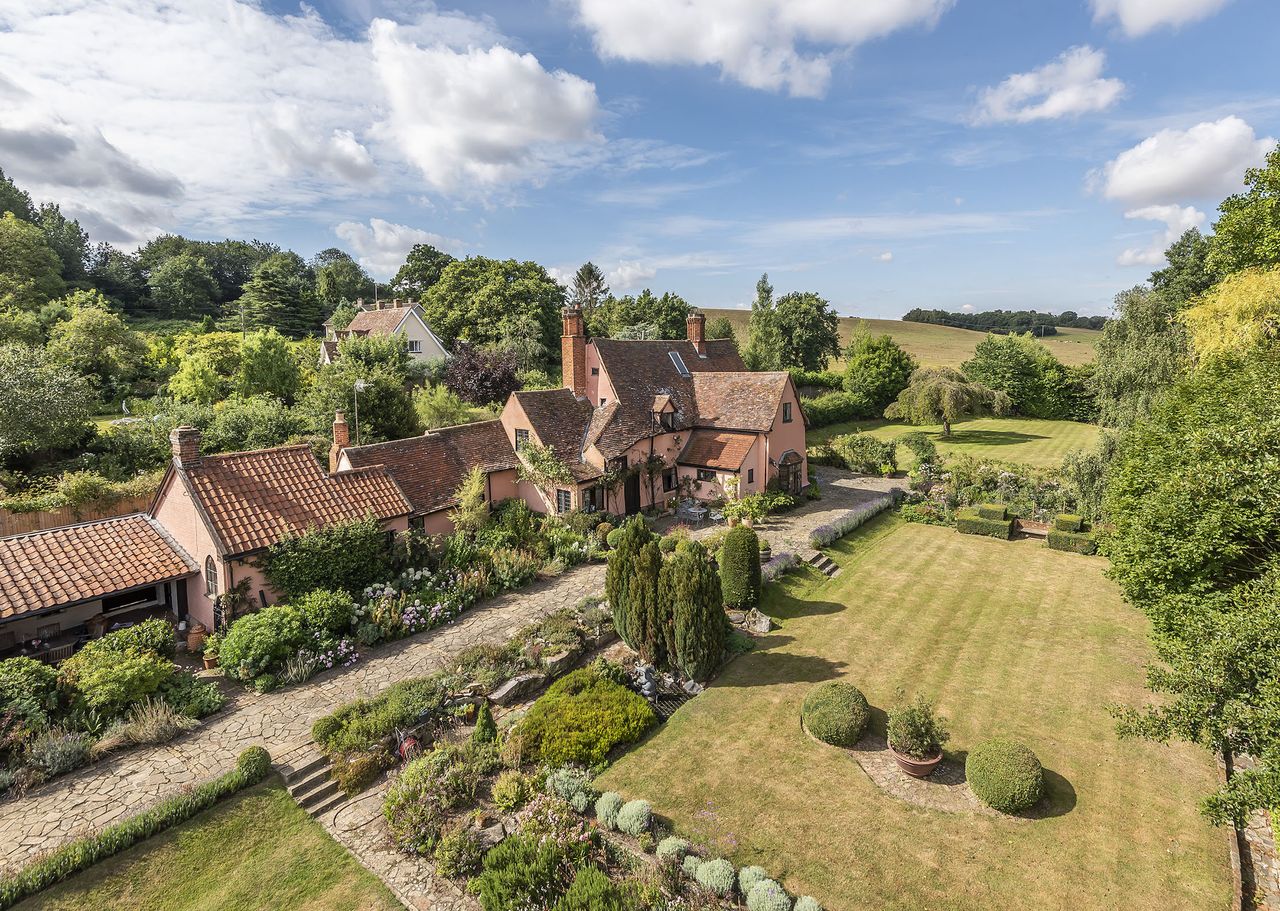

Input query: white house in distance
[320,298,449,365]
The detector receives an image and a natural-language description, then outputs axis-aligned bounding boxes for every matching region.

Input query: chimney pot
[170,426,201,468]
[687,311,706,355]
[329,411,350,473]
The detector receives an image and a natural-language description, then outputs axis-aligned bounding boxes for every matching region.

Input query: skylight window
[669,350,690,377]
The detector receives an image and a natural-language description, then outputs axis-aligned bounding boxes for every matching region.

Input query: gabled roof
[0,515,195,620]
[678,429,758,470]
[512,389,602,482]
[178,445,411,557]
[690,372,791,432]
[344,306,414,336]
[342,420,519,516]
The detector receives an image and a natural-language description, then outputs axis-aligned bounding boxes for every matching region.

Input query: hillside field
[702,308,1100,368]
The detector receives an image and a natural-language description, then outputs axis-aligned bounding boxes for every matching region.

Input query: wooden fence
[0,494,155,536]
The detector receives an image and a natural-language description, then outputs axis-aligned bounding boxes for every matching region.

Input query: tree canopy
[0,212,65,311]
[390,243,455,298]
[1089,286,1189,430]
[742,273,783,371]
[421,256,563,353]
[1209,144,1280,276]
[883,366,1010,435]
[843,324,917,413]
[774,291,839,372]
[0,343,95,463]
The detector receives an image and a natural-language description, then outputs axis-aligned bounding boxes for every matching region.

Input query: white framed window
[204,556,219,597]
[407,339,422,354]
[555,489,572,513]
[515,428,530,449]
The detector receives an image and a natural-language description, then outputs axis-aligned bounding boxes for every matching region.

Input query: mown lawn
[701,309,1100,368]
[807,416,1101,467]
[18,779,399,911]
[597,517,1230,911]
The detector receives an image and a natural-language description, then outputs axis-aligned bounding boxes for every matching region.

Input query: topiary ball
[794,897,823,911]
[616,798,652,836]
[695,858,736,896]
[746,879,792,911]
[595,791,623,829]
[657,836,691,861]
[606,527,625,549]
[966,738,1044,813]
[659,535,678,553]
[801,681,871,747]
[682,854,703,877]
[236,745,271,781]
[739,865,770,895]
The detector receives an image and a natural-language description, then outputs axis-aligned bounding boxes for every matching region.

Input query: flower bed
[808,495,895,548]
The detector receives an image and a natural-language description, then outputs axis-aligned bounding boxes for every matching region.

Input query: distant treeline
[902,308,1107,335]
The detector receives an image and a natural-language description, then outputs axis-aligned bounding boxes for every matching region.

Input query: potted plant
[887,693,949,777]
[202,632,221,670]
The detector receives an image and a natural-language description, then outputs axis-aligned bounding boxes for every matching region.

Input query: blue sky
[1,0,1277,318]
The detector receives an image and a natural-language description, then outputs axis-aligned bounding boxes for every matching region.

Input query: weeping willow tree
[883,367,1010,436]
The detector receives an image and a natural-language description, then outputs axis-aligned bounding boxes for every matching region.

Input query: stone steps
[280,746,350,820]
[802,550,840,578]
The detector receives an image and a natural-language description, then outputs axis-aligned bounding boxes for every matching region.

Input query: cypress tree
[718,527,761,609]
[605,516,651,650]
[664,541,726,681]
[631,540,664,666]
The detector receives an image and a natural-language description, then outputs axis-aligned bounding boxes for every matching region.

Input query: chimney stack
[330,411,350,473]
[687,311,706,355]
[170,426,201,468]
[561,305,587,398]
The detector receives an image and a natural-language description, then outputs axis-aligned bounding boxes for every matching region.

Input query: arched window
[204,556,219,597]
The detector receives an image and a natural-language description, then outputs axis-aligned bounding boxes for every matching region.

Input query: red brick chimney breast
[330,411,350,473]
[687,311,706,355]
[170,426,201,468]
[562,305,587,397]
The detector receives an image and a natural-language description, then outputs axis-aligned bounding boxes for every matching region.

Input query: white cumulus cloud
[1117,204,1205,266]
[1092,116,1274,206]
[334,218,466,279]
[973,47,1124,124]
[570,0,954,98]
[1091,0,1233,37]
[876,251,894,262]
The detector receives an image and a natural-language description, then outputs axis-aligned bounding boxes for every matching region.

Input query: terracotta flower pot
[890,745,942,778]
[202,654,219,670]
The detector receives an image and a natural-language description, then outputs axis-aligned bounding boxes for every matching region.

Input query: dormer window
[659,412,675,431]
[669,351,690,377]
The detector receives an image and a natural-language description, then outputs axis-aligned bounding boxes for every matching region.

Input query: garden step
[282,754,329,785]
[288,767,333,800]
[297,777,341,810]
[307,790,350,819]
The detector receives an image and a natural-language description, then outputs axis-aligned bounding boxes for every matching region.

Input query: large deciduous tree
[390,243,455,298]
[314,249,374,311]
[46,292,147,395]
[0,166,35,222]
[883,366,1010,436]
[1180,266,1280,362]
[774,290,839,371]
[0,343,95,463]
[1088,285,1189,430]
[0,212,66,311]
[1209,143,1280,276]
[961,332,1060,417]
[1151,228,1221,307]
[593,289,691,340]
[304,334,419,443]
[421,257,563,353]
[36,203,89,283]
[237,328,301,402]
[443,342,520,405]
[147,251,218,319]
[843,324,917,413]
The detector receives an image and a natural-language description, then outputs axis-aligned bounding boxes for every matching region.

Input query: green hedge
[975,503,1007,521]
[801,392,870,428]
[0,747,270,909]
[1053,514,1083,532]
[1047,528,1097,555]
[956,508,1013,540]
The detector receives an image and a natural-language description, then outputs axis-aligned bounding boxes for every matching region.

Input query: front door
[624,471,641,515]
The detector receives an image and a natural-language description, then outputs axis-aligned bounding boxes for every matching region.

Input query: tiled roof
[678,429,758,470]
[182,445,411,556]
[345,307,413,336]
[690,372,790,432]
[513,389,602,482]
[320,340,339,362]
[0,515,195,620]
[589,338,744,457]
[342,421,519,516]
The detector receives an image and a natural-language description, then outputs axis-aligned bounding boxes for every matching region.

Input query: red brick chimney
[562,305,587,397]
[170,426,201,468]
[330,411,350,473]
[687,311,706,355]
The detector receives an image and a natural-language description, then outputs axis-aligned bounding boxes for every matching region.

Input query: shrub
[954,508,1013,540]
[802,681,870,747]
[0,657,59,727]
[383,757,450,854]
[663,541,725,682]
[897,431,938,465]
[605,527,625,550]
[802,391,868,428]
[294,588,356,634]
[595,522,614,545]
[761,551,800,583]
[545,765,596,813]
[471,833,572,911]
[77,618,175,660]
[747,880,792,911]
[682,854,703,877]
[694,858,736,896]
[887,694,949,759]
[658,534,679,554]
[616,798,652,836]
[739,865,769,894]
[794,898,823,911]
[719,527,762,609]
[976,503,1007,520]
[262,516,391,599]
[553,864,633,911]
[595,790,624,829]
[158,673,224,718]
[434,824,485,879]
[657,836,691,861]
[62,649,176,720]
[966,738,1045,813]
[216,603,307,683]
[828,432,896,475]
[515,667,656,766]
[332,751,388,796]
[26,728,92,777]
[312,672,452,755]
[473,700,497,744]
[493,771,533,813]
[808,496,894,547]
[1047,528,1097,555]
[0,747,269,908]
[1053,513,1083,532]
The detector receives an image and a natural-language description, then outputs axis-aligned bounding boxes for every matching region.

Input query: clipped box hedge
[0,747,271,909]
[975,503,1008,521]
[1046,528,1097,555]
[956,508,1014,540]
[1053,514,1083,532]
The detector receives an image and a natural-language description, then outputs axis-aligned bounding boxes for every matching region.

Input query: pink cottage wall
[150,468,221,630]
